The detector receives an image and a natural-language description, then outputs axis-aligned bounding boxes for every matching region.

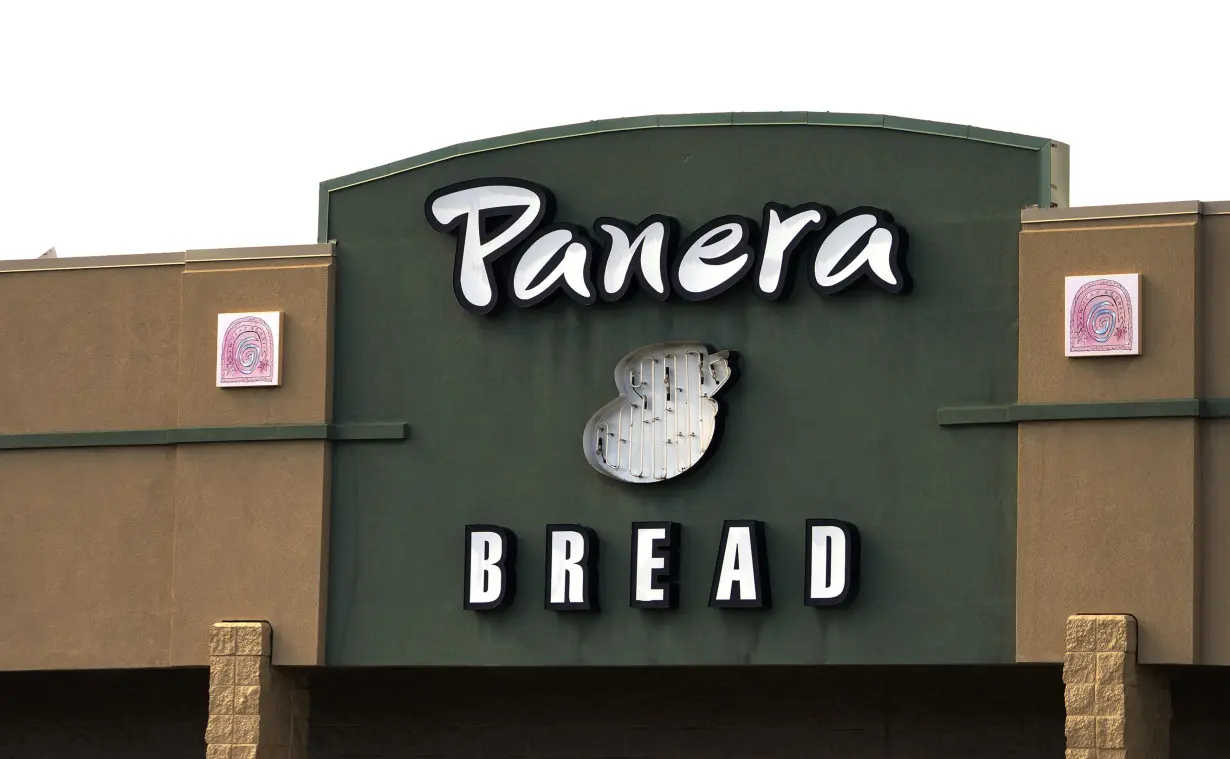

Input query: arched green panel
[321,113,1057,666]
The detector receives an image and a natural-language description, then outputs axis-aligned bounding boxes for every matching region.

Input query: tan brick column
[207,622,309,759]
[1064,615,1171,759]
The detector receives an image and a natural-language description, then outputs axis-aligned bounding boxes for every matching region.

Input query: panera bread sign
[424,178,910,314]
[425,178,903,615]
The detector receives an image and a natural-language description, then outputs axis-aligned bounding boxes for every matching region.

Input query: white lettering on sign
[811,210,905,293]
[425,179,908,313]
[709,520,770,608]
[464,525,516,611]
[545,524,598,610]
[631,522,679,608]
[594,217,674,301]
[463,520,860,612]
[805,519,860,607]
[671,217,754,301]
[510,227,595,307]
[425,180,548,314]
[756,203,827,299]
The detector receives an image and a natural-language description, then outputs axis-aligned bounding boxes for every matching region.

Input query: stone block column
[207,622,309,759]
[1064,614,1171,759]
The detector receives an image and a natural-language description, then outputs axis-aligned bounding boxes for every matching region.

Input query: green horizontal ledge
[0,422,408,451]
[936,398,1230,426]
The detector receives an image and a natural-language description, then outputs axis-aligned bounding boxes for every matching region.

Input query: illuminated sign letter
[755,203,828,300]
[425,178,911,310]
[425,179,550,314]
[509,226,596,307]
[810,209,907,294]
[464,524,516,611]
[545,524,598,611]
[631,521,680,608]
[805,519,860,607]
[709,519,770,608]
[671,216,755,301]
[594,216,676,301]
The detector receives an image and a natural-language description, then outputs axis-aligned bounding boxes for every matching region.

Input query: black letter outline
[505,224,598,308]
[806,207,910,296]
[463,524,517,611]
[544,524,599,611]
[708,519,771,609]
[630,521,680,609]
[804,518,860,607]
[670,215,757,301]
[592,215,678,302]
[754,202,831,301]
[424,177,554,315]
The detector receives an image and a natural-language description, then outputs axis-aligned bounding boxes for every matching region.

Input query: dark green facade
[321,115,1052,666]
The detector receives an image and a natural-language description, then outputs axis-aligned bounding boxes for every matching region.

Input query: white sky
[3,0,1228,260]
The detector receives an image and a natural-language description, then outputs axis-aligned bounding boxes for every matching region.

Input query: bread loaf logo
[584,342,736,483]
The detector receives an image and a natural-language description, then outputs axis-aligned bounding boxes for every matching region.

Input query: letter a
[709,520,770,608]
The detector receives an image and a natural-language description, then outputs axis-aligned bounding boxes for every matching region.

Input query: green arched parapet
[318,111,1065,243]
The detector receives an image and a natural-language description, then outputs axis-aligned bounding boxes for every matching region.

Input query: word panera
[425,178,910,314]
[463,520,860,611]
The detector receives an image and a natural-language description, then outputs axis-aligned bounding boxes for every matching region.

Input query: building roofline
[1021,201,1230,224]
[0,243,333,274]
[317,111,1065,243]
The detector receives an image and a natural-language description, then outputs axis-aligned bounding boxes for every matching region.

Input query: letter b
[464,524,517,611]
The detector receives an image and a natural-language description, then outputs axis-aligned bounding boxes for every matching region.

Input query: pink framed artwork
[216,311,284,387]
[1064,274,1141,358]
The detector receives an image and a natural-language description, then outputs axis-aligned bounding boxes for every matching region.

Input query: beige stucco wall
[1018,216,1199,404]
[1200,215,1230,396]
[1017,419,1198,663]
[1200,421,1230,664]
[1199,214,1230,664]
[1016,209,1202,664]
[170,441,331,666]
[179,258,334,427]
[0,246,334,669]
[0,447,178,669]
[0,265,182,433]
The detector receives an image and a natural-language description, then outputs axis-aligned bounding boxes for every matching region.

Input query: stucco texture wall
[1198,215,1230,664]
[1018,218,1199,404]
[0,265,182,434]
[1016,419,1198,663]
[1016,214,1202,664]
[0,249,334,669]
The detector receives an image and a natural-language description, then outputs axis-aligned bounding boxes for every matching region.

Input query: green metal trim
[935,405,1013,426]
[807,112,884,127]
[316,112,1058,243]
[882,115,968,139]
[1200,398,1230,417]
[1038,142,1054,210]
[0,429,174,449]
[172,424,328,444]
[317,183,331,245]
[0,423,409,451]
[1013,399,1201,422]
[968,126,1050,150]
[656,112,734,128]
[328,422,409,441]
[936,398,1230,426]
[732,111,809,125]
